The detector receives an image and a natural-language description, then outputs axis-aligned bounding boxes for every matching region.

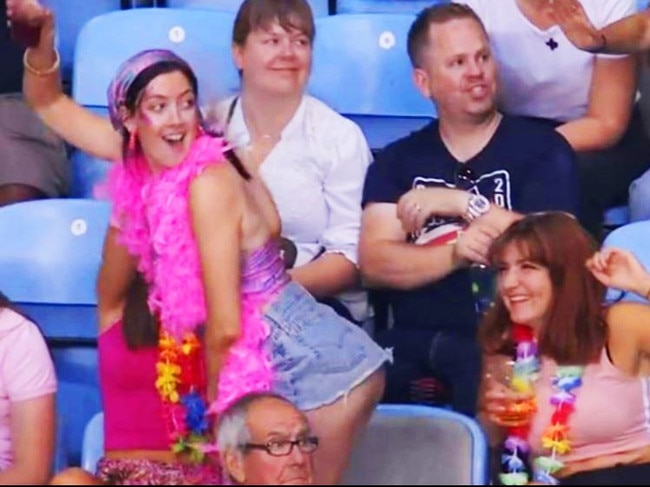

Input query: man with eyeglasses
[217,392,317,485]
[360,3,580,417]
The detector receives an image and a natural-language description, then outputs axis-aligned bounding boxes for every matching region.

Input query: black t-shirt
[362,115,579,336]
[0,7,26,94]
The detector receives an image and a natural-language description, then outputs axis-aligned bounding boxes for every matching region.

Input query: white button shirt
[221,95,373,322]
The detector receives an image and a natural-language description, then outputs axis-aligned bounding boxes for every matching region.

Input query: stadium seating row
[68,8,435,198]
[1,197,648,465]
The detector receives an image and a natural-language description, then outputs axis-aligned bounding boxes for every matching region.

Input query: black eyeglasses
[241,436,320,457]
[455,164,477,189]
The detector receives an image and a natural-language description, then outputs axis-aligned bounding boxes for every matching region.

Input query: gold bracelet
[23,47,60,77]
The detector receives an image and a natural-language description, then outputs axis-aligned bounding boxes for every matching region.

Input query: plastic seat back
[164,0,329,16]
[309,13,434,149]
[342,404,489,485]
[0,199,110,340]
[336,0,448,14]
[42,0,122,81]
[81,412,105,474]
[73,7,240,109]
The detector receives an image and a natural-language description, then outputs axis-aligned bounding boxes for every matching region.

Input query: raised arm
[552,0,650,54]
[587,247,650,298]
[555,54,637,151]
[8,0,121,160]
[189,164,244,402]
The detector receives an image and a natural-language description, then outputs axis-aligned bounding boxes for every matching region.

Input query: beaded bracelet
[23,47,60,77]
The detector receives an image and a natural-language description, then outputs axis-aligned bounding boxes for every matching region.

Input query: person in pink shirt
[0,292,57,483]
[479,212,650,485]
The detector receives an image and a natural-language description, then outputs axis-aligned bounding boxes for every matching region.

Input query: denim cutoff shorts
[263,282,392,410]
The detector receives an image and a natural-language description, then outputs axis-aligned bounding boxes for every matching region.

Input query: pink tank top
[528,349,650,462]
[98,323,169,451]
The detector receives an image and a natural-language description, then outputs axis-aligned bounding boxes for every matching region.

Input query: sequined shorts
[95,457,222,485]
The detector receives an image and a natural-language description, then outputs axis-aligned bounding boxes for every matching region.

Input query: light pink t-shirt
[0,308,57,469]
[528,349,650,462]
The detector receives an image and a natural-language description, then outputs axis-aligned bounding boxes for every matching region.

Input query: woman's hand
[6,0,50,29]
[482,378,535,428]
[453,222,500,267]
[587,247,650,297]
[549,0,605,53]
[7,0,56,64]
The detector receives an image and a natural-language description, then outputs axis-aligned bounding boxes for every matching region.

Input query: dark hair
[479,212,606,365]
[123,60,251,180]
[121,272,159,349]
[232,0,315,47]
[407,3,487,68]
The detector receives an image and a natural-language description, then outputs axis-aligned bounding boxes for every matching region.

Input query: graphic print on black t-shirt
[410,168,513,246]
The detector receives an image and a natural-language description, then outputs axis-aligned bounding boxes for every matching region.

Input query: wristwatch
[465,193,491,222]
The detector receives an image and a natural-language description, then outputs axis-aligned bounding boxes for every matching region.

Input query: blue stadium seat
[68,105,112,199]
[309,13,433,150]
[0,199,110,339]
[342,404,489,484]
[164,0,329,16]
[603,205,631,229]
[336,0,448,14]
[601,220,650,304]
[70,7,239,195]
[53,415,69,473]
[0,199,109,465]
[81,412,104,475]
[42,0,122,82]
[73,8,239,108]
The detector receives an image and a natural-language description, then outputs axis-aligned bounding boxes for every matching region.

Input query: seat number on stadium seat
[70,219,87,237]
[169,26,186,43]
[379,31,395,50]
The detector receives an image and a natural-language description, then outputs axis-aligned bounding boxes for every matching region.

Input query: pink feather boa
[107,134,273,414]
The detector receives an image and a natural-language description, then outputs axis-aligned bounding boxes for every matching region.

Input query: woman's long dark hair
[121,272,159,349]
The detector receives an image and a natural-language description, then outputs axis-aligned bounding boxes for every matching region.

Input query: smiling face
[495,242,554,332]
[413,17,497,122]
[233,19,312,97]
[124,70,200,171]
[230,397,315,485]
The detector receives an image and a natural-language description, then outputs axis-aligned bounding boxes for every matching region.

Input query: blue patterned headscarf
[107,49,194,131]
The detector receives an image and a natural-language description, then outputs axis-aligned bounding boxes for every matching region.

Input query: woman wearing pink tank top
[12,0,389,484]
[479,212,650,485]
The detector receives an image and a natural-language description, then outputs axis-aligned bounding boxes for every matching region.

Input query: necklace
[498,324,584,485]
[156,329,211,462]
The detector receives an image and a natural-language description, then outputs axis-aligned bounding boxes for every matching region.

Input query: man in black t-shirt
[359,4,579,416]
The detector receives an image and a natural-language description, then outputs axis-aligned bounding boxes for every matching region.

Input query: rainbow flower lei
[156,330,211,462]
[498,324,584,486]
